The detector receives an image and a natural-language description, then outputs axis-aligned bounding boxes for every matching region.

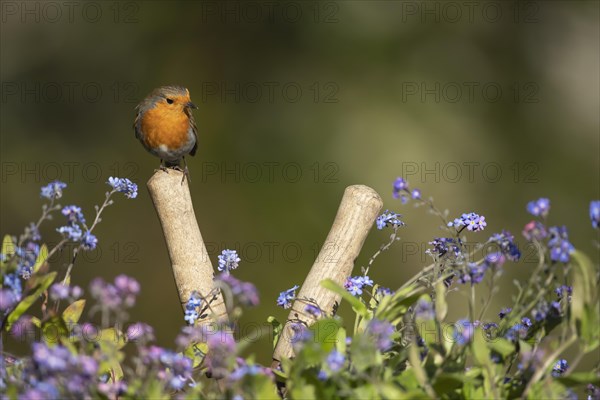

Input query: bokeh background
[1,0,598,370]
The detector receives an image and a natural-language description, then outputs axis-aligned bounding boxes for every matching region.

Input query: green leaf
[433,373,471,394]
[434,280,447,321]
[336,327,347,354]
[62,299,85,326]
[557,371,600,387]
[472,327,495,398]
[100,327,127,350]
[571,250,598,350]
[32,244,48,273]
[321,279,368,317]
[5,272,56,331]
[253,374,280,399]
[309,317,342,353]
[267,316,282,350]
[1,234,15,258]
[489,338,515,358]
[184,342,207,368]
[42,316,69,342]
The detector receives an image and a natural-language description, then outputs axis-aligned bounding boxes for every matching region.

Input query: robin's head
[140,85,198,114]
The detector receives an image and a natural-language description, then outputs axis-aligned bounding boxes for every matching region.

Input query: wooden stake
[272,185,382,365]
[147,170,227,325]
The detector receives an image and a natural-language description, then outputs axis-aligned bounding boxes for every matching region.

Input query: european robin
[134,85,198,182]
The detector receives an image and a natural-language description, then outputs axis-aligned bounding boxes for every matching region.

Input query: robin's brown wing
[133,106,142,139]
[189,114,198,157]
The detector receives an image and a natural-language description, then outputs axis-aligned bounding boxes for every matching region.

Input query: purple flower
[49,283,70,300]
[548,226,574,263]
[90,275,140,310]
[216,273,259,307]
[229,362,272,381]
[552,359,568,377]
[57,224,83,241]
[305,304,322,318]
[591,201,600,229]
[107,177,138,199]
[392,177,409,199]
[458,263,487,285]
[277,285,299,309]
[521,317,532,328]
[81,231,98,250]
[453,320,475,345]
[27,222,41,241]
[498,307,512,319]
[15,241,40,279]
[32,342,73,373]
[3,272,22,298]
[527,198,550,218]
[217,249,240,273]
[505,323,528,342]
[126,322,155,342]
[0,289,18,313]
[290,322,313,348]
[531,301,550,321]
[522,220,548,241]
[427,238,461,258]
[184,291,202,325]
[448,212,487,232]
[325,350,345,372]
[376,210,404,230]
[40,181,67,199]
[61,205,86,225]
[206,330,237,376]
[484,252,506,268]
[344,275,373,296]
[376,286,394,296]
[587,384,600,400]
[366,319,395,351]
[489,231,521,261]
[414,299,435,320]
[411,188,422,199]
[555,285,572,302]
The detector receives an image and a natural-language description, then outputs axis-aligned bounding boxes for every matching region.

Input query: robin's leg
[156,159,169,173]
[182,157,191,184]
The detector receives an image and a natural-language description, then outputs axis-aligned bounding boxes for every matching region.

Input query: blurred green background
[1,1,598,368]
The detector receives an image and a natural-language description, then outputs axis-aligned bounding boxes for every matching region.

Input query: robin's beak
[185,101,198,109]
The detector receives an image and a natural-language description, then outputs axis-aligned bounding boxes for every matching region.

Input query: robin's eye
[166,98,174,104]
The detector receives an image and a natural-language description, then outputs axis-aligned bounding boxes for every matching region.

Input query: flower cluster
[392,177,422,204]
[375,210,404,230]
[547,225,574,263]
[552,359,569,377]
[107,177,138,199]
[344,275,373,296]
[217,273,259,307]
[527,197,551,218]
[40,180,67,199]
[218,249,241,273]
[276,284,299,309]
[49,283,82,301]
[591,201,600,229]
[184,291,203,325]
[366,319,395,351]
[488,230,521,261]
[426,237,462,258]
[448,212,487,232]
[23,342,100,398]
[89,274,140,311]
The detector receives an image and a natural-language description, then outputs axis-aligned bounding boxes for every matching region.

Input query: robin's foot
[182,165,191,184]
[154,160,170,173]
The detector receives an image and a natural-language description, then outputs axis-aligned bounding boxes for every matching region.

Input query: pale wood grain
[146,170,227,324]
[272,185,383,364]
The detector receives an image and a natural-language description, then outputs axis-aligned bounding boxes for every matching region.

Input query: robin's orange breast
[140,106,191,150]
